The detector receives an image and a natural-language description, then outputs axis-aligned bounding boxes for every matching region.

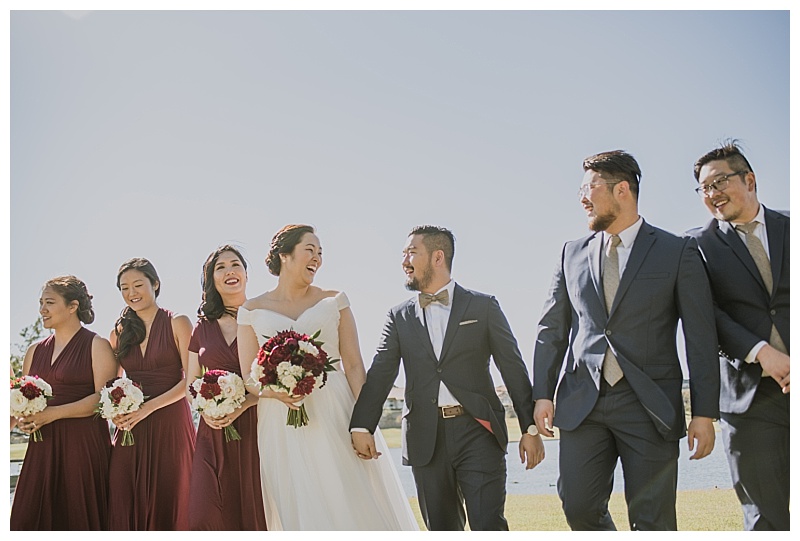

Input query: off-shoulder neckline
[240,292,343,323]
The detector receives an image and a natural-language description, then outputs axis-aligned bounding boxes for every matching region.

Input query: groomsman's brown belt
[439,405,465,418]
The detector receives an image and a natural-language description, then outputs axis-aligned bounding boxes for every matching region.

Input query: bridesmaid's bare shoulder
[169,313,193,335]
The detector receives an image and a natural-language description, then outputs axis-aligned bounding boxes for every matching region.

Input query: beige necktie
[602,235,624,385]
[734,222,787,354]
[419,289,450,309]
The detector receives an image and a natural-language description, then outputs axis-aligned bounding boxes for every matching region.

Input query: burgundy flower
[293,375,316,396]
[20,382,42,400]
[200,382,222,399]
[110,387,126,403]
[202,370,223,384]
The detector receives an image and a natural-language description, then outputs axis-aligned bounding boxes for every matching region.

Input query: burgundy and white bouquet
[96,376,145,446]
[189,368,247,442]
[10,375,53,442]
[250,329,339,428]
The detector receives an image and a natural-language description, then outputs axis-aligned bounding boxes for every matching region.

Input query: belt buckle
[441,406,459,418]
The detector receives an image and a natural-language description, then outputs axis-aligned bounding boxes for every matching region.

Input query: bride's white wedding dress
[237,292,418,531]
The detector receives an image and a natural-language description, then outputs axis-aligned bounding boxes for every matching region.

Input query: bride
[237,224,418,531]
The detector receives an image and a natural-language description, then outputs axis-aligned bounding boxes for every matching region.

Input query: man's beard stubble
[405,265,434,292]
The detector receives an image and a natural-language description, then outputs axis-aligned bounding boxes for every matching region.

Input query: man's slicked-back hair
[693,139,755,182]
[583,150,642,200]
[408,225,456,271]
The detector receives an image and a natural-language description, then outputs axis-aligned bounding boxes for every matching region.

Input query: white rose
[298,340,319,357]
[10,390,27,416]
[204,402,224,418]
[250,361,265,385]
[280,375,298,389]
[276,361,292,377]
[30,395,47,414]
[217,375,238,399]
[34,378,52,396]
[120,396,136,411]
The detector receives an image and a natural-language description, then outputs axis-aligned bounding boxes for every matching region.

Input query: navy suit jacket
[533,220,720,441]
[690,207,790,414]
[350,284,534,467]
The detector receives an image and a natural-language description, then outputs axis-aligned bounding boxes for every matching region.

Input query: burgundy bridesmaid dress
[107,308,196,530]
[10,327,111,530]
[187,319,267,530]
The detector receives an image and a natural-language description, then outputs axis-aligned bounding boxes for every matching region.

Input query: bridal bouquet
[250,329,339,428]
[96,376,145,446]
[10,375,53,442]
[189,368,247,442]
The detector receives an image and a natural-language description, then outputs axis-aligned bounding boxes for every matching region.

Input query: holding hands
[351,431,381,460]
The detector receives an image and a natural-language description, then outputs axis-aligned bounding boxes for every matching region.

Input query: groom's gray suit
[350,283,533,530]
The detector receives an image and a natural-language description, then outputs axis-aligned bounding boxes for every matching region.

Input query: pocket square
[459,319,478,326]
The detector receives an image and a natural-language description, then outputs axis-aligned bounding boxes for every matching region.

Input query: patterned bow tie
[419,290,450,308]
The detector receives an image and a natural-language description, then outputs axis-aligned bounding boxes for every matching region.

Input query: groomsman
[533,150,719,530]
[689,141,789,530]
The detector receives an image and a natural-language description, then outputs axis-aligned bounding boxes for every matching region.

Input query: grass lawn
[407,488,741,530]
[383,423,742,531]
[10,443,26,461]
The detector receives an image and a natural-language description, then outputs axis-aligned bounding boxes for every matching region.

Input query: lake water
[388,438,732,497]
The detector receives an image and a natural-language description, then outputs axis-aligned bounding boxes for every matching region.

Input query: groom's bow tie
[419,290,450,309]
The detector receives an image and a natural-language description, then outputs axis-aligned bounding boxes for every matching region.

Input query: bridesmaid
[107,258,196,530]
[10,276,118,530]
[186,245,267,530]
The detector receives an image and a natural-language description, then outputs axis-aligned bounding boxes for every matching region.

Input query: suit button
[436,368,442,373]
[431,398,437,404]
[771,309,777,315]
[605,330,612,336]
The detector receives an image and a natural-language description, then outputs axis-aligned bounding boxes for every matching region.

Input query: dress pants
[411,413,508,531]
[720,377,790,531]
[558,378,679,530]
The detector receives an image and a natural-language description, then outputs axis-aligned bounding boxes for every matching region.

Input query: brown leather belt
[439,405,465,418]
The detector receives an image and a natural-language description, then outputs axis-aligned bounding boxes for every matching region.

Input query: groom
[350,225,543,531]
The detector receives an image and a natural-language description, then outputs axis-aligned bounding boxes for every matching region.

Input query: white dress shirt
[726,205,770,366]
[416,279,461,407]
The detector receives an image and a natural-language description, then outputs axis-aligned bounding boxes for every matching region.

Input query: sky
[4,6,792,393]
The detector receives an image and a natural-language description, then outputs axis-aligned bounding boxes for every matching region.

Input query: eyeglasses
[694,171,747,196]
[578,181,619,199]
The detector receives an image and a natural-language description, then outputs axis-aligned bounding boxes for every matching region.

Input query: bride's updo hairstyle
[114,258,161,360]
[266,224,315,276]
[43,275,95,324]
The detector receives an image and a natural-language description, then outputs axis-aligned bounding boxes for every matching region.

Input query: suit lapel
[716,220,765,290]
[764,208,786,298]
[438,284,470,364]
[405,301,438,364]
[609,221,655,318]
[587,233,604,308]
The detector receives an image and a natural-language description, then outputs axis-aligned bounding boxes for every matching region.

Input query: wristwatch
[526,424,539,437]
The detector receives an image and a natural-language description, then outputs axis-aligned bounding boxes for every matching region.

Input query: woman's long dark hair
[198,245,248,321]
[114,258,160,361]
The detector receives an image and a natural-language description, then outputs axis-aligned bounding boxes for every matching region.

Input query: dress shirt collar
[603,216,643,249]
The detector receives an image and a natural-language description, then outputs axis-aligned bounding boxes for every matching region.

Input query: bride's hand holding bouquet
[249,329,339,428]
